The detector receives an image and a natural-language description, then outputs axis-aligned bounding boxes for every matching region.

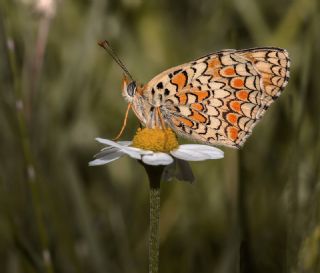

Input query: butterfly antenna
[98,40,134,81]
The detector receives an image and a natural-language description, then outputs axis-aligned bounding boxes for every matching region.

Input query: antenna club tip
[97,40,109,48]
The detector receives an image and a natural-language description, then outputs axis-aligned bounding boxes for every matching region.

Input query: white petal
[142,153,174,166]
[89,150,124,166]
[95,138,128,149]
[119,145,153,159]
[121,148,142,160]
[171,144,224,161]
[100,141,131,152]
[89,156,121,166]
[94,148,122,159]
[117,141,132,146]
[95,138,151,160]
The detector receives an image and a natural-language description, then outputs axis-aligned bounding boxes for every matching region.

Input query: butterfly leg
[156,107,166,129]
[156,106,171,147]
[153,107,159,128]
[113,103,131,140]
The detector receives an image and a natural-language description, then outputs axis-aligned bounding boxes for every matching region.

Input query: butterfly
[99,41,290,148]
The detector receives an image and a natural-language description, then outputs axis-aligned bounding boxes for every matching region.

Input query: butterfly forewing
[141,47,290,148]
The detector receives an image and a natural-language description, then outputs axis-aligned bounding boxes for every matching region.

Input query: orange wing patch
[208,57,221,69]
[226,113,238,125]
[221,67,236,77]
[231,78,244,89]
[193,90,210,102]
[172,73,187,90]
[173,116,194,128]
[176,93,188,105]
[230,101,242,113]
[191,103,204,111]
[228,127,239,141]
[189,110,207,123]
[236,90,249,101]
[208,57,222,77]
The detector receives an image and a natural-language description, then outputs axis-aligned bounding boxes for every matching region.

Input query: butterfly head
[122,75,137,102]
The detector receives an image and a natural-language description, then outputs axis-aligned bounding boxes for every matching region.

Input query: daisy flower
[89,128,224,166]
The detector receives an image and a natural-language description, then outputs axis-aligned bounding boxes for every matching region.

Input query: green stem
[1,13,55,273]
[142,164,163,273]
[149,185,160,273]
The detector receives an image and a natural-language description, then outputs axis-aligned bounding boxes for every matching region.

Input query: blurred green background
[1,0,320,272]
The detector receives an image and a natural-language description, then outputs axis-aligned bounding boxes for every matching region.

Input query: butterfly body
[122,47,290,148]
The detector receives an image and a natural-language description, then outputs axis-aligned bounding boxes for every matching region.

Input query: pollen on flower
[132,128,179,152]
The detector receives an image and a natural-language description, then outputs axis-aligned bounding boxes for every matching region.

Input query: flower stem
[141,164,163,273]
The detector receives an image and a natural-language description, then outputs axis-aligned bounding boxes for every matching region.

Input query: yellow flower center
[132,128,179,152]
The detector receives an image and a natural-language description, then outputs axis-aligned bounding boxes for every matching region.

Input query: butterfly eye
[127,81,136,97]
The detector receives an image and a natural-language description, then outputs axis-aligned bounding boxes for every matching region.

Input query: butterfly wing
[143,47,290,148]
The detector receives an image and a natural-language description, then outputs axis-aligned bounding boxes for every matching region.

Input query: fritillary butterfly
[100,42,290,148]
